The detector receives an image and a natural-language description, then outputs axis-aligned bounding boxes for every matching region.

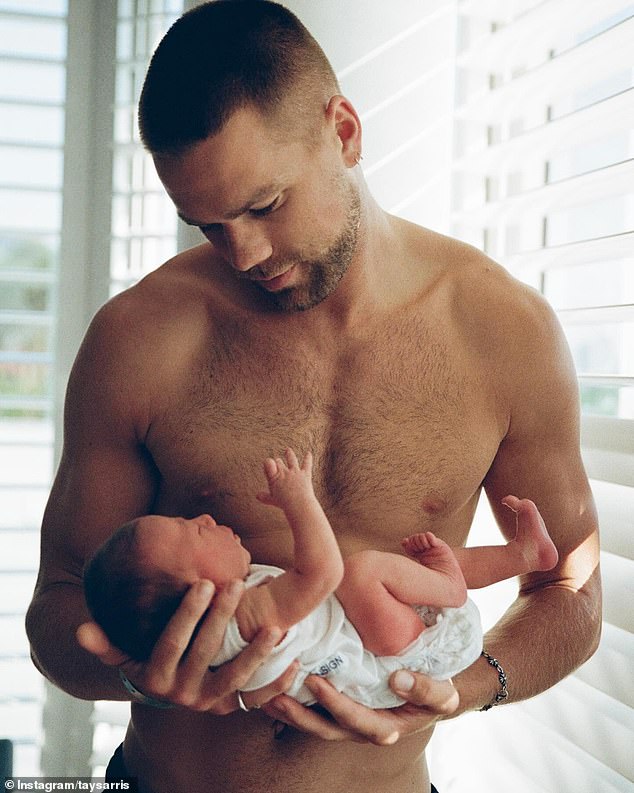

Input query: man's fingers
[201,626,283,701]
[303,676,402,745]
[237,661,300,711]
[264,693,360,742]
[390,670,459,715]
[147,580,217,691]
[178,580,245,681]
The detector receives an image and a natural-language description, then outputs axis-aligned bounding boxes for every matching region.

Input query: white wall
[285,0,457,233]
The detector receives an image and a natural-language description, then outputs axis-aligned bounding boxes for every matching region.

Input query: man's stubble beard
[248,184,362,313]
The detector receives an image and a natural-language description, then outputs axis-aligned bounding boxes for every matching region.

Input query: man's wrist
[479,650,509,711]
[119,668,176,708]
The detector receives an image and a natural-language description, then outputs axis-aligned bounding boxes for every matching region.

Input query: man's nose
[222,220,273,272]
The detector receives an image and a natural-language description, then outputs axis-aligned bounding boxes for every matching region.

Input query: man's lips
[255,264,297,291]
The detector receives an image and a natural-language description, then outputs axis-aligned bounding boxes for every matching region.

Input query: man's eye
[250,198,280,217]
[198,223,222,235]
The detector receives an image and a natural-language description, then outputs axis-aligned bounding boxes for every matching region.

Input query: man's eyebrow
[177,182,284,227]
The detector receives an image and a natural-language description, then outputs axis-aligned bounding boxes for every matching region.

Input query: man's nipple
[421,496,447,516]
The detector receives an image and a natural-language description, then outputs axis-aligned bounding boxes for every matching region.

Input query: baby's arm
[244,449,344,633]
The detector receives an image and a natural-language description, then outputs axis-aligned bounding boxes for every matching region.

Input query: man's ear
[325,94,363,168]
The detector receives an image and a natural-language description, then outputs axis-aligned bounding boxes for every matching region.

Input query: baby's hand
[256,448,315,508]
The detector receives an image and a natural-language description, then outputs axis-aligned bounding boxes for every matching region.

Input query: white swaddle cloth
[212,563,483,709]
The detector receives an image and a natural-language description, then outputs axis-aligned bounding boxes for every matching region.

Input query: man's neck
[302,195,398,333]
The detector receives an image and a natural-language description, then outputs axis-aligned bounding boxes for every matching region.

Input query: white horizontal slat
[0,443,53,486]
[575,621,634,709]
[0,572,37,614]
[583,447,634,488]
[457,0,541,25]
[583,416,634,452]
[0,531,40,570]
[454,87,634,175]
[579,375,634,388]
[0,486,48,529]
[506,230,634,275]
[0,269,56,283]
[0,658,44,701]
[0,310,53,325]
[0,702,42,742]
[581,416,634,487]
[601,551,634,634]
[458,1,634,72]
[0,615,30,656]
[559,304,634,325]
[452,157,634,226]
[591,479,634,560]
[521,675,634,781]
[455,15,634,121]
[0,422,53,449]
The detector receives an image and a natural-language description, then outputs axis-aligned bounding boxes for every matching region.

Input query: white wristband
[119,668,176,709]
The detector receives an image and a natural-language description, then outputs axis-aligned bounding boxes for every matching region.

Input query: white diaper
[213,564,483,710]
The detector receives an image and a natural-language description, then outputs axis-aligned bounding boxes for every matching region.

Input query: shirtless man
[26,3,601,793]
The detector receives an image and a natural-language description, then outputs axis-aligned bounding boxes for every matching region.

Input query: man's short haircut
[138,0,340,154]
[83,520,189,662]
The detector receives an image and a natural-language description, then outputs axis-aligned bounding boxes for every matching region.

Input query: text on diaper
[311,655,345,677]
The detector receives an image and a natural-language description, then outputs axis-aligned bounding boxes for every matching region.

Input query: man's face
[154,105,361,311]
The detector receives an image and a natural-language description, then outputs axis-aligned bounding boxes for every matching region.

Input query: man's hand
[76,578,297,713]
[262,670,459,744]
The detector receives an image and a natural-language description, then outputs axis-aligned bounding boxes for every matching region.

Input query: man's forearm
[26,584,128,701]
[452,566,602,714]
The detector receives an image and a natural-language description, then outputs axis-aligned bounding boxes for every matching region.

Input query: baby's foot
[502,496,559,571]
[402,532,462,576]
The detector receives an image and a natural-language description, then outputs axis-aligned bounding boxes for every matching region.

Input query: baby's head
[83,513,251,661]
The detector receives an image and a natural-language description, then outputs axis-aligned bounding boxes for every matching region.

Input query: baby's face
[135,514,251,586]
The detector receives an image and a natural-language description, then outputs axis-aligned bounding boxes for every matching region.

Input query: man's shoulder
[92,244,218,341]
[401,225,564,376]
[418,231,556,345]
[77,245,221,393]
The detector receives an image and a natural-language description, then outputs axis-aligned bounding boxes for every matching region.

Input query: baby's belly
[126,706,432,793]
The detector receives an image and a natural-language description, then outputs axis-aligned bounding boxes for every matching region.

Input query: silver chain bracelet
[479,650,508,711]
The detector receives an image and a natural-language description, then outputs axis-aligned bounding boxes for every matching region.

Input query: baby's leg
[401,531,468,583]
[447,497,558,589]
[336,546,467,657]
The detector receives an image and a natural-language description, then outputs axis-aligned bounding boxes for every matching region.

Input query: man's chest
[146,322,502,557]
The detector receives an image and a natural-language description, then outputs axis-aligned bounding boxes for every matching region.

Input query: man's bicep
[483,363,599,591]
[41,437,159,580]
[39,307,160,584]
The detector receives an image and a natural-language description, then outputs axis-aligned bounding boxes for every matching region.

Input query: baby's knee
[344,549,383,576]
[340,550,383,594]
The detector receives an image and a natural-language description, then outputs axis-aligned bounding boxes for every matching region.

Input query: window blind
[0,0,69,776]
[431,2,634,791]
